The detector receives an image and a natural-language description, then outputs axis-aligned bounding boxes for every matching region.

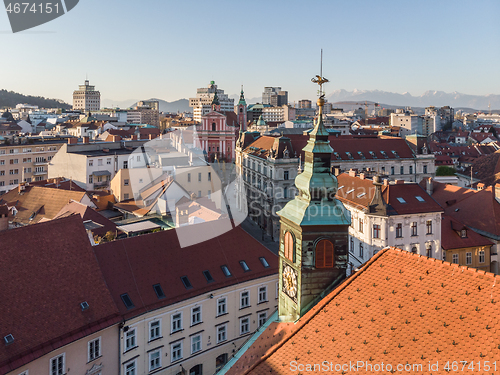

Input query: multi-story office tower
[262,87,288,106]
[298,99,312,109]
[189,81,234,122]
[72,80,101,112]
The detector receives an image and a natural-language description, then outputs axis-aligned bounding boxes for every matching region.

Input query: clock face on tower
[282,263,298,304]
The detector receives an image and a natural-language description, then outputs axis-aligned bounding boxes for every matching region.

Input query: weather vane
[311,49,329,98]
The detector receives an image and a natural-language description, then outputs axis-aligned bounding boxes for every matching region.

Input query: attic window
[4,334,14,346]
[396,197,407,204]
[259,257,270,268]
[181,276,193,289]
[80,301,89,311]
[333,152,341,159]
[153,284,165,299]
[345,152,354,160]
[120,293,135,309]
[461,229,467,238]
[221,265,232,277]
[415,196,425,202]
[357,192,366,198]
[392,150,400,158]
[203,270,214,283]
[239,261,250,272]
[369,151,377,158]
[380,151,389,159]
[357,151,366,159]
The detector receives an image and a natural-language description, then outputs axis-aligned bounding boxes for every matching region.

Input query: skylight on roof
[346,188,355,194]
[415,196,425,202]
[181,276,193,289]
[153,284,165,299]
[120,293,135,309]
[80,301,89,311]
[239,261,250,272]
[357,192,366,198]
[221,265,232,277]
[259,257,270,268]
[396,197,407,204]
[338,185,344,190]
[203,270,214,283]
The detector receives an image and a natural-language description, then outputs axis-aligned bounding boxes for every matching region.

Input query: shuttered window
[315,240,334,268]
[284,232,294,262]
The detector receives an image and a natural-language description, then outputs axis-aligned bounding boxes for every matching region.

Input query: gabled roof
[242,135,295,160]
[0,186,90,225]
[461,150,500,187]
[417,179,474,208]
[441,215,493,250]
[94,222,278,320]
[0,216,120,374]
[227,247,500,374]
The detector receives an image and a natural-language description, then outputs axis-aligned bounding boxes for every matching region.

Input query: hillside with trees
[0,89,72,109]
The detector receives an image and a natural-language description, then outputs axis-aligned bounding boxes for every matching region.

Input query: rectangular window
[171,313,182,332]
[97,159,103,166]
[396,223,403,238]
[149,350,161,371]
[258,286,267,303]
[136,155,141,162]
[123,161,128,169]
[208,172,211,181]
[358,218,363,233]
[125,328,136,351]
[89,160,93,167]
[423,165,428,174]
[426,220,432,234]
[466,252,472,265]
[240,291,250,308]
[359,243,364,258]
[373,224,380,239]
[284,171,289,180]
[452,253,459,264]
[391,166,395,175]
[411,222,417,236]
[153,284,165,299]
[125,360,136,375]
[0,160,4,165]
[170,342,182,362]
[217,324,227,343]
[107,158,111,165]
[191,334,202,354]
[217,297,227,316]
[400,166,404,175]
[258,311,267,327]
[149,320,161,341]
[198,172,201,182]
[124,179,129,186]
[479,250,485,263]
[187,173,191,182]
[50,353,64,375]
[240,317,250,335]
[124,193,129,199]
[88,337,101,361]
[191,306,202,325]
[350,238,354,253]
[409,165,413,174]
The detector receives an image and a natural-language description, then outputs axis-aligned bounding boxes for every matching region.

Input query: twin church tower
[277,73,351,321]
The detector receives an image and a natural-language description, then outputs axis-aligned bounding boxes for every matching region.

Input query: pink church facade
[198,111,238,162]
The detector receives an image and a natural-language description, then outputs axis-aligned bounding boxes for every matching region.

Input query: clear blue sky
[1,0,499,104]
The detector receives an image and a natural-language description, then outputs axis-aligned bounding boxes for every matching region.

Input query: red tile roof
[228,247,500,374]
[94,222,278,320]
[336,174,443,215]
[0,216,120,374]
[417,180,474,208]
[441,216,493,250]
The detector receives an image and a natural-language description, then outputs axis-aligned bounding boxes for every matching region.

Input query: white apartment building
[48,140,149,190]
[336,172,443,271]
[390,110,422,136]
[94,223,278,375]
[261,105,295,123]
[189,81,234,122]
[73,80,101,112]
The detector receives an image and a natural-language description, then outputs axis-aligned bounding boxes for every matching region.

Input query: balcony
[33,160,48,166]
[33,170,47,176]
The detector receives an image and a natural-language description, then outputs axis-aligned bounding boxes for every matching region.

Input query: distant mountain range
[0,89,71,110]
[326,89,500,111]
[103,98,191,113]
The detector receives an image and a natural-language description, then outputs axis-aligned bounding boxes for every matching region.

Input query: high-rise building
[262,87,288,106]
[189,81,234,122]
[298,99,312,109]
[72,80,100,112]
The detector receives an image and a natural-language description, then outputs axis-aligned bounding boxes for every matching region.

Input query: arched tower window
[315,239,334,268]
[284,231,295,262]
[212,122,216,131]
[239,107,243,113]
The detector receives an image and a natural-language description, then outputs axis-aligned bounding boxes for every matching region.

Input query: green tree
[436,166,456,176]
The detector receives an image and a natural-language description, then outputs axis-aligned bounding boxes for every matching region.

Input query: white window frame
[148,349,161,372]
[170,342,183,363]
[240,317,250,335]
[88,336,101,362]
[240,290,250,309]
[191,305,202,326]
[191,334,202,354]
[149,319,161,341]
[171,312,182,333]
[217,297,227,316]
[49,353,65,375]
[258,311,267,327]
[258,286,267,303]
[217,324,227,343]
[124,359,136,375]
[125,328,136,351]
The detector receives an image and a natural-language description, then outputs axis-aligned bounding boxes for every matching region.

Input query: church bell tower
[236,86,247,131]
[277,61,351,322]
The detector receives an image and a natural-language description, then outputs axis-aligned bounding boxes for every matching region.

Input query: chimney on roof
[332,167,341,176]
[477,183,485,191]
[82,136,90,144]
[149,134,154,140]
[112,135,121,142]
[369,175,388,216]
[349,169,356,177]
[359,173,365,180]
[67,137,78,145]
[426,177,433,196]
[131,134,137,141]
[383,179,389,186]
[395,180,405,185]
[18,182,25,194]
